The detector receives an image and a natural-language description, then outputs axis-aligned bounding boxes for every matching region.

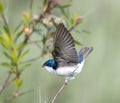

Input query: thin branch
[17,89,33,96]
[39,86,42,103]
[1,13,10,36]
[0,72,11,95]
[35,0,51,24]
[69,16,83,32]
[50,66,79,103]
[4,89,33,101]
[34,0,57,25]
[50,79,68,103]
[1,13,8,28]
[69,22,79,32]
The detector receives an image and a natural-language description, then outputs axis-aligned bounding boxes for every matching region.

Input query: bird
[43,23,93,79]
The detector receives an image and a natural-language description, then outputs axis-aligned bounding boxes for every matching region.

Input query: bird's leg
[65,76,73,85]
[65,66,79,85]
[64,79,68,85]
[70,72,74,77]
[64,77,69,85]
[70,66,79,77]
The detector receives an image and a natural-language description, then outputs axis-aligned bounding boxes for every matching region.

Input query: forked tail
[78,47,93,63]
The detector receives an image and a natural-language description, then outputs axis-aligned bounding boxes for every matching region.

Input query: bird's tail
[78,47,93,63]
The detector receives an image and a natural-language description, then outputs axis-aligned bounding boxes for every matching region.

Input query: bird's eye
[67,61,70,63]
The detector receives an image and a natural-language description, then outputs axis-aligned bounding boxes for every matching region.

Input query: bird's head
[43,59,57,70]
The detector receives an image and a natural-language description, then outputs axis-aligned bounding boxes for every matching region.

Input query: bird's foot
[70,72,74,77]
[65,78,69,85]
[64,76,75,85]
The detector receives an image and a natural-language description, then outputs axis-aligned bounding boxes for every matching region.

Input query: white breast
[44,61,85,77]
[55,61,85,76]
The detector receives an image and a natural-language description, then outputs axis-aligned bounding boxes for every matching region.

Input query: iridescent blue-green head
[43,59,57,70]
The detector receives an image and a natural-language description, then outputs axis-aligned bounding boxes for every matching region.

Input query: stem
[0,72,11,95]
[1,13,10,36]
[1,13,8,28]
[50,79,68,103]
[50,66,79,103]
[17,89,33,96]
[4,89,33,101]
[69,22,79,32]
[35,0,51,24]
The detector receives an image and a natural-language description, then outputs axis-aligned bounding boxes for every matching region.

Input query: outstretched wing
[52,23,78,67]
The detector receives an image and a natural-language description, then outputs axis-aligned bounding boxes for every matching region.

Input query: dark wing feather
[52,23,78,67]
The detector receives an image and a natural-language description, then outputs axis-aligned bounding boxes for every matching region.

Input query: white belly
[55,61,84,76]
[44,61,85,77]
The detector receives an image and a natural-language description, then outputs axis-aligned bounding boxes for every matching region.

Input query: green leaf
[52,21,58,27]
[0,0,3,13]
[42,35,47,45]
[70,14,78,25]
[0,36,4,44]
[22,11,32,25]
[3,26,9,34]
[0,32,13,50]
[74,39,82,45]
[14,30,23,43]
[35,29,41,35]
[61,4,71,8]
[0,36,3,41]
[82,29,91,34]
[3,51,11,59]
[12,22,23,43]
[59,6,69,18]
[14,21,23,33]
[20,63,31,72]
[16,42,26,51]
[0,35,9,49]
[15,78,22,87]
[43,0,47,6]
[11,48,18,65]
[18,49,29,64]
[0,62,10,67]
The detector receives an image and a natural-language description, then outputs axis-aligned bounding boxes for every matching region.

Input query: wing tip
[79,46,93,59]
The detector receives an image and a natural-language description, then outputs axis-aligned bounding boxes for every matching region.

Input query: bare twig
[50,79,68,103]
[69,16,83,32]
[16,89,33,96]
[0,13,10,36]
[35,0,51,24]
[69,22,80,32]
[1,13,8,29]
[0,73,11,95]
[4,89,34,101]
[50,66,79,103]
[34,0,58,25]
[39,87,42,103]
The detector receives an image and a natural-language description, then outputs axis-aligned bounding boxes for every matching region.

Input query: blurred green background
[0,0,120,103]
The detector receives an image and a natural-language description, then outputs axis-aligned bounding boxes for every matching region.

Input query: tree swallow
[43,23,93,79]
